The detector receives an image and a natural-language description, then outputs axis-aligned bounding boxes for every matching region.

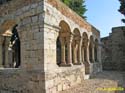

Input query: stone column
[92,44,95,63]
[77,38,82,64]
[86,45,90,64]
[73,44,77,64]
[82,47,84,63]
[5,36,11,68]
[85,45,91,74]
[96,45,99,62]
[67,35,73,66]
[8,41,13,68]
[0,36,3,68]
[60,37,66,66]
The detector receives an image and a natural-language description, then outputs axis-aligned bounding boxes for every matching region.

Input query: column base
[59,62,66,67]
[66,63,73,67]
[73,62,82,65]
[59,62,72,67]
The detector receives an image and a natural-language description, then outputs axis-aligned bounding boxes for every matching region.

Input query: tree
[61,0,87,19]
[118,0,125,23]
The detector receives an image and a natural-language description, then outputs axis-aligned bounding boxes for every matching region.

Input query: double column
[83,40,91,74]
[67,35,73,66]
[0,36,3,68]
[92,44,95,63]
[59,34,73,66]
[59,37,66,65]
[77,38,82,64]
[90,41,95,63]
[72,37,82,65]
[59,35,89,66]
[82,39,90,63]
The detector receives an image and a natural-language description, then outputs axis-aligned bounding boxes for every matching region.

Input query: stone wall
[0,0,44,70]
[101,26,125,71]
[0,69,45,93]
[45,66,85,93]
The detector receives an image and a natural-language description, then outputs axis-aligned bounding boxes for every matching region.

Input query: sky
[85,0,124,38]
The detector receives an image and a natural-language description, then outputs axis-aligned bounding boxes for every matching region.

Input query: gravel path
[59,71,125,93]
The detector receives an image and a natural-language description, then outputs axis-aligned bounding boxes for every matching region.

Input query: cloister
[0,20,99,73]
[56,20,99,74]
[0,0,102,92]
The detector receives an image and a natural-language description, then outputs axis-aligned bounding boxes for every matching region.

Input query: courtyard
[59,71,125,93]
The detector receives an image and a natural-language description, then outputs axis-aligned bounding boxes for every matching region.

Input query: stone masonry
[101,26,125,71]
[0,0,102,93]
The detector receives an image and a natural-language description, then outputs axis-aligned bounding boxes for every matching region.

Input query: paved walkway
[59,71,125,93]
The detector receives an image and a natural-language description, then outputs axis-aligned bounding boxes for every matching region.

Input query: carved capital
[66,34,73,44]
[59,37,65,45]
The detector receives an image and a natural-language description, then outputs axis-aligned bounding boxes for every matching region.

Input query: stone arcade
[0,0,102,93]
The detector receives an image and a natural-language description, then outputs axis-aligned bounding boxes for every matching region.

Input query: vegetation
[118,0,125,23]
[61,0,87,19]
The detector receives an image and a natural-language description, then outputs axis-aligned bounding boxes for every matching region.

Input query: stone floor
[59,71,125,93]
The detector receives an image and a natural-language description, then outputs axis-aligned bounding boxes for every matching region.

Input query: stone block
[46,79,54,89]
[57,84,62,91]
[31,3,38,9]
[32,15,38,23]
[51,87,57,93]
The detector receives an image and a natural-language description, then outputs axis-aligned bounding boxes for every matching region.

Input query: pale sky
[85,0,124,38]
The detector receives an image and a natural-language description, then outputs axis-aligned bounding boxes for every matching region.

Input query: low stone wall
[0,69,45,93]
[0,66,85,93]
[45,65,85,93]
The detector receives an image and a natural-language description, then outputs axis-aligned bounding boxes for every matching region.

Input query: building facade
[0,0,102,92]
[101,26,125,71]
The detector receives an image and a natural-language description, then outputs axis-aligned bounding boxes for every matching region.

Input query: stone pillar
[73,44,77,64]
[0,36,3,68]
[67,35,73,66]
[82,47,84,63]
[60,37,66,66]
[85,45,90,74]
[5,36,11,68]
[78,38,82,64]
[92,44,95,63]
[96,46,99,62]
[94,45,98,62]
[8,41,13,68]
[86,45,90,63]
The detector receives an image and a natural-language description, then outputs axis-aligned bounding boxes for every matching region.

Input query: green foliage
[61,0,87,19]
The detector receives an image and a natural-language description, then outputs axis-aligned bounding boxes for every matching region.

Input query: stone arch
[59,20,71,33]
[0,20,21,68]
[57,20,72,66]
[95,39,98,62]
[72,28,81,65]
[89,35,94,63]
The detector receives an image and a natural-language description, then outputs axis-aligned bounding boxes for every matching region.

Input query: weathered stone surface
[0,0,101,93]
[101,26,125,71]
